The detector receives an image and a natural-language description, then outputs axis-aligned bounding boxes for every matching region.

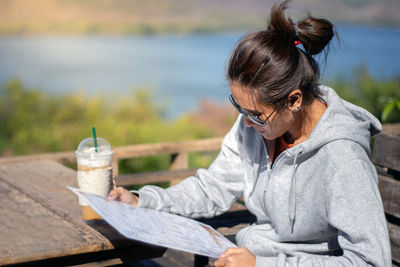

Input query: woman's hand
[108,186,139,207]
[214,247,256,267]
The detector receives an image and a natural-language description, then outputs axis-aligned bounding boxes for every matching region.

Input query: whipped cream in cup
[75,137,114,220]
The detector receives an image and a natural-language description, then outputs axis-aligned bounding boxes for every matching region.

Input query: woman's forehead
[230,83,263,111]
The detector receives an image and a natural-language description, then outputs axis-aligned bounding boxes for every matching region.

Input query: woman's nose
[244,117,255,128]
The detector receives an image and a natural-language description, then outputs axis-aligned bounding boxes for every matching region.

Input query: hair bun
[296,17,334,55]
[268,0,335,56]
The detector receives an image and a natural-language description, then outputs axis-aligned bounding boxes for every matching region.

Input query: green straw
[92,127,98,152]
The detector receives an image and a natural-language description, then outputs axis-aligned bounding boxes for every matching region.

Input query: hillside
[0,0,399,35]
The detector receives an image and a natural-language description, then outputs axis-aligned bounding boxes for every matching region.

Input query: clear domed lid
[75,137,113,158]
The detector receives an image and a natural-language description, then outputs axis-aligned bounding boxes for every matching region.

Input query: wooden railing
[0,137,224,186]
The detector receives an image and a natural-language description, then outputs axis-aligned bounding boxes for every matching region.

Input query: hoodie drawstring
[289,148,302,234]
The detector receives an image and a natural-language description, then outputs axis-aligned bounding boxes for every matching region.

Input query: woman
[108,1,391,265]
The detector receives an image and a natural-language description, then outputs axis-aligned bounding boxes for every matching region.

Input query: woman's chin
[259,131,276,141]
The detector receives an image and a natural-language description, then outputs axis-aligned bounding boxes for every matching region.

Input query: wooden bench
[372,125,400,266]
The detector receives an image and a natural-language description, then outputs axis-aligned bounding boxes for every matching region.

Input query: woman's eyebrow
[243,107,260,115]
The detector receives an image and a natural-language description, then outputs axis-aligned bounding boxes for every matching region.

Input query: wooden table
[0,160,166,266]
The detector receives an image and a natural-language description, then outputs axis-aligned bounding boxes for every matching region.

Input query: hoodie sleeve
[133,115,246,218]
[254,158,391,267]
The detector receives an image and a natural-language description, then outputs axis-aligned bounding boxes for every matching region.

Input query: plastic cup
[75,137,114,220]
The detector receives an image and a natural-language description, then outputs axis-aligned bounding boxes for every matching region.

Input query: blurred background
[0,0,399,172]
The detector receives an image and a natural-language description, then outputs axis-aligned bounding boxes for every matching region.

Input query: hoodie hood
[293,85,381,158]
[285,85,382,233]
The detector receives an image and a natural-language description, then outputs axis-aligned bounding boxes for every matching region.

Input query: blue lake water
[0,25,399,118]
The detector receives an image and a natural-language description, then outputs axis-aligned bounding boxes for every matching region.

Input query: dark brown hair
[227,0,335,109]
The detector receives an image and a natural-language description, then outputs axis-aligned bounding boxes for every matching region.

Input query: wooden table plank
[0,160,85,223]
[0,179,105,265]
[0,160,165,265]
[0,160,110,245]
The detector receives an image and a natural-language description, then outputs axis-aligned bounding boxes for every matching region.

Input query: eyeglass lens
[229,95,266,126]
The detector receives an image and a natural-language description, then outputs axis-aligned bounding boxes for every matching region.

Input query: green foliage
[127,182,170,191]
[0,79,215,173]
[119,155,171,174]
[327,67,400,123]
[381,99,400,123]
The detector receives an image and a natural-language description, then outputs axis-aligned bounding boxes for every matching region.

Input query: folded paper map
[68,186,236,258]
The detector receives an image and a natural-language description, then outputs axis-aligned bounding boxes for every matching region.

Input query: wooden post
[112,158,119,177]
[170,152,189,186]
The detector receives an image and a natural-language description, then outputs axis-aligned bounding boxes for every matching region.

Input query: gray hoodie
[136,85,391,266]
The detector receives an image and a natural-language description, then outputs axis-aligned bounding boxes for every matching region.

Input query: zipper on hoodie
[260,133,272,216]
[242,164,272,247]
[261,142,296,220]
[262,166,272,215]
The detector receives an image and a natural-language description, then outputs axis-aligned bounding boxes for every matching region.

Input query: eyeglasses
[229,94,277,127]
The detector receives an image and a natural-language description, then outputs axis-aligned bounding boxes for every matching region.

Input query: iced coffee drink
[75,137,114,220]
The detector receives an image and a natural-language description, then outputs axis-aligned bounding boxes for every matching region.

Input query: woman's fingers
[214,256,227,267]
[107,189,118,200]
[214,247,255,267]
[219,247,243,258]
[108,187,126,200]
[215,248,238,266]
[108,187,138,206]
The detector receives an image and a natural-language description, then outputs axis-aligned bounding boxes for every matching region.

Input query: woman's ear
[287,89,303,112]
